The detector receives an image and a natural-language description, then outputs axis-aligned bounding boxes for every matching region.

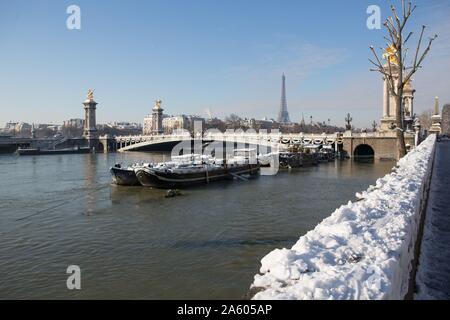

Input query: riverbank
[250,135,436,300]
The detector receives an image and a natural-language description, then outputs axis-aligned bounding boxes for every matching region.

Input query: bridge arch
[354,144,375,158]
[115,133,340,153]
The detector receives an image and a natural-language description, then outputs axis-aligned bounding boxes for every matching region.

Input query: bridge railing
[115,132,341,152]
[115,134,191,143]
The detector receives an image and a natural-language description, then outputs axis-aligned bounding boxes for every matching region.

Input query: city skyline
[1,0,449,128]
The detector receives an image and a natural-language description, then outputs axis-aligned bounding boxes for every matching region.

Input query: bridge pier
[342,133,416,160]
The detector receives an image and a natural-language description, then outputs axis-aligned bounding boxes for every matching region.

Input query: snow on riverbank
[251,135,436,300]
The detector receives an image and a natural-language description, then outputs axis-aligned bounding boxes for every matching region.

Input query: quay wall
[342,135,415,160]
[443,104,450,136]
[0,138,32,153]
[250,135,437,300]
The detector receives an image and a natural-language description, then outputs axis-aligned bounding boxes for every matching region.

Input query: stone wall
[442,104,450,136]
[342,135,415,160]
[54,138,89,150]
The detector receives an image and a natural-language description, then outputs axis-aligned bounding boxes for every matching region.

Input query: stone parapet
[441,104,450,136]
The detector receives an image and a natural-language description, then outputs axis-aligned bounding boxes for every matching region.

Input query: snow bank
[251,135,436,300]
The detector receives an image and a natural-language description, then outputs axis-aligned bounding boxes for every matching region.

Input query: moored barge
[134,150,260,189]
[110,164,144,186]
[134,162,259,188]
[17,147,91,156]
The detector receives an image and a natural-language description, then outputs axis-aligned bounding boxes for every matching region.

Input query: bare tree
[225,113,244,130]
[372,120,378,132]
[418,109,433,131]
[369,0,437,159]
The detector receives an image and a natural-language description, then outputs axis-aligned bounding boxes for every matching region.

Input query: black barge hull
[279,153,319,168]
[135,165,259,189]
[17,148,91,156]
[110,167,141,186]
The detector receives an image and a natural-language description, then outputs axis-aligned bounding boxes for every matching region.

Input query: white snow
[251,135,436,300]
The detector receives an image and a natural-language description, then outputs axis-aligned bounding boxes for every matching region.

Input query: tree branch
[391,5,402,31]
[386,18,399,42]
[404,34,437,86]
[402,0,406,19]
[410,4,417,16]
[369,46,397,96]
[402,48,409,67]
[403,31,413,45]
[412,25,426,68]
[370,46,384,68]
[368,58,381,69]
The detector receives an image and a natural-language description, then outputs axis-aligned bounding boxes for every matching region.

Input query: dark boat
[300,152,320,166]
[279,152,301,168]
[318,146,336,162]
[110,164,141,186]
[278,152,319,168]
[17,147,91,156]
[134,162,260,189]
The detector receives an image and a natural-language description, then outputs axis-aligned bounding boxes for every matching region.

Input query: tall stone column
[383,78,389,117]
[389,73,399,118]
[83,89,99,150]
[152,100,164,135]
[429,97,442,135]
[380,62,400,132]
[403,81,415,132]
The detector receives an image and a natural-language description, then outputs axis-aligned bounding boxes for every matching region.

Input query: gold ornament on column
[382,45,399,65]
[87,89,95,100]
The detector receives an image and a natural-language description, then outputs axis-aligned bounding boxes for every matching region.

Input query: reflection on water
[0,153,394,299]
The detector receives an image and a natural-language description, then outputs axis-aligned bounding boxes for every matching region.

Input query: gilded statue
[87,89,94,100]
[382,45,399,65]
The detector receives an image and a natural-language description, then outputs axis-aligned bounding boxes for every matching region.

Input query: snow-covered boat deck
[415,138,450,300]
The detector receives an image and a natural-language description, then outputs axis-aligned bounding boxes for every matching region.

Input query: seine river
[0,153,394,299]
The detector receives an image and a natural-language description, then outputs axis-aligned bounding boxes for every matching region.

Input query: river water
[0,153,394,299]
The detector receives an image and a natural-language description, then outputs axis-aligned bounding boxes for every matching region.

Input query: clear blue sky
[0,0,449,128]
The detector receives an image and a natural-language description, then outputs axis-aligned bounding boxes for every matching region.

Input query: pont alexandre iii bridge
[1,130,415,159]
[113,130,416,159]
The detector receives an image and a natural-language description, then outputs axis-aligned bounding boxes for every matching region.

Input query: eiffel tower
[277,73,291,123]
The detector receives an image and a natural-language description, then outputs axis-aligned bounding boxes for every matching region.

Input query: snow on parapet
[251,135,436,300]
